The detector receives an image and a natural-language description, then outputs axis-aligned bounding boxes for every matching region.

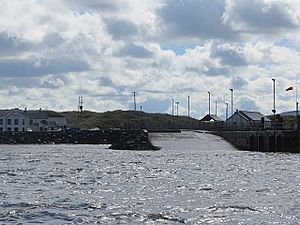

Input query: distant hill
[278,111,299,116]
[62,110,201,130]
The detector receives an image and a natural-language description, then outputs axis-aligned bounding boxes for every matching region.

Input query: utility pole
[225,102,229,120]
[175,101,179,116]
[230,89,233,116]
[272,78,277,152]
[187,96,190,117]
[78,96,83,128]
[208,91,211,115]
[296,80,298,129]
[272,79,276,123]
[215,101,218,116]
[133,91,137,111]
[175,101,179,128]
[171,99,174,116]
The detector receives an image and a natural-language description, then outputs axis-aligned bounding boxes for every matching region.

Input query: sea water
[0,131,299,224]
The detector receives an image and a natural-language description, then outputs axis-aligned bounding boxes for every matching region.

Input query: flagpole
[296,80,299,129]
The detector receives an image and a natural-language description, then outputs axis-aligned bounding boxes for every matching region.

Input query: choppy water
[0,131,299,224]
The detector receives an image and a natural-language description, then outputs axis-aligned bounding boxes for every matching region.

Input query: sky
[1,0,300,119]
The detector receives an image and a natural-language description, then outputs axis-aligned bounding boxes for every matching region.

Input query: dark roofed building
[226,110,271,130]
[200,114,224,130]
[200,114,224,122]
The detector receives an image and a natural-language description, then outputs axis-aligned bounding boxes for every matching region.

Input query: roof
[228,110,271,122]
[240,111,271,121]
[0,109,27,118]
[24,110,48,119]
[0,109,65,119]
[0,110,12,117]
[200,114,224,122]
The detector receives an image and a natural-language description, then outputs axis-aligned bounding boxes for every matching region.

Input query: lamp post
[286,82,299,129]
[296,81,299,129]
[187,96,190,117]
[272,78,277,152]
[133,91,137,111]
[175,101,179,116]
[171,99,174,116]
[272,78,276,127]
[208,91,211,115]
[225,102,229,120]
[230,89,233,116]
[175,101,179,128]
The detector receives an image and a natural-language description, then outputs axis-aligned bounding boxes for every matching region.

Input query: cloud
[210,43,247,66]
[115,43,153,58]
[157,0,235,41]
[65,0,123,12]
[0,57,90,77]
[41,77,65,89]
[237,96,258,111]
[0,0,300,116]
[0,33,33,56]
[223,0,300,33]
[105,19,138,40]
[230,76,248,89]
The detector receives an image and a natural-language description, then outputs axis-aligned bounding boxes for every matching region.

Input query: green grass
[62,110,200,130]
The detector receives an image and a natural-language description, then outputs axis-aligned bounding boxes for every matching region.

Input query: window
[0,119,3,125]
[22,119,25,125]
[7,127,11,131]
[7,119,11,125]
[14,119,19,125]
[14,127,18,132]
[29,120,33,125]
[0,128,3,131]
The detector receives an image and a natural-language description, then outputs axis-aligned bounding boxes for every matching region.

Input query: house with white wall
[226,110,271,130]
[47,111,67,131]
[0,109,29,132]
[0,109,67,132]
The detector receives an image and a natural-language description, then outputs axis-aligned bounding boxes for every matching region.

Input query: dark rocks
[0,129,161,151]
[108,130,161,151]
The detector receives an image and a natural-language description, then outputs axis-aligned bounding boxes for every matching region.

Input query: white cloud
[0,0,300,117]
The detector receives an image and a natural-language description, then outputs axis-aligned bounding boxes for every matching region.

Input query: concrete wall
[214,130,300,153]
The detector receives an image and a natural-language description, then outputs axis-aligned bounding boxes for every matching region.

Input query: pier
[214,129,300,153]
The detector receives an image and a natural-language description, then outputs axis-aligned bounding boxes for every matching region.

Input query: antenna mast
[78,96,84,125]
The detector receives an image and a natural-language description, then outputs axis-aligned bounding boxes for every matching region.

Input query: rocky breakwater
[0,129,160,151]
[108,129,160,151]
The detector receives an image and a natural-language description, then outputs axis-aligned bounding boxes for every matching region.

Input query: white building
[0,109,67,132]
[47,111,67,131]
[226,110,271,130]
[0,109,28,132]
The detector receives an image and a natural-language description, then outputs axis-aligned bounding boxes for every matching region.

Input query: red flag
[286,86,293,91]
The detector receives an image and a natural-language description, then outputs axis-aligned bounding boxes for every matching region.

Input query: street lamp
[230,89,233,116]
[225,102,229,120]
[171,99,174,116]
[175,101,179,128]
[133,91,137,111]
[272,78,276,126]
[208,91,211,115]
[175,101,179,116]
[296,81,299,129]
[187,96,190,117]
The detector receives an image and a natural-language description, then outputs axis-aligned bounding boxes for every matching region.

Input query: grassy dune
[62,110,200,130]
